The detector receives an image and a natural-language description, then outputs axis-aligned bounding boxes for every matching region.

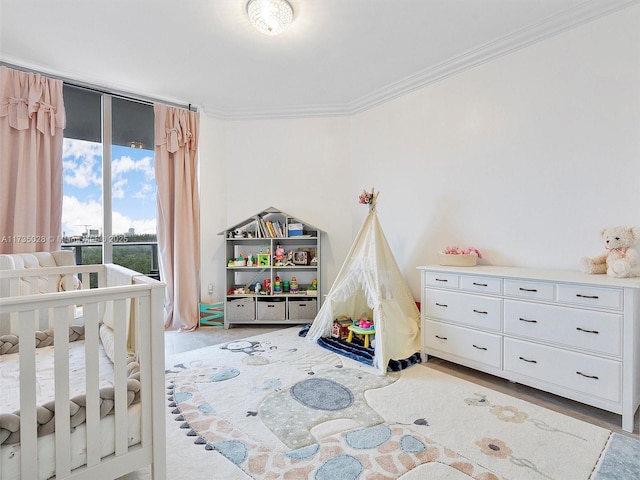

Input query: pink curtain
[154,104,200,331]
[0,66,65,254]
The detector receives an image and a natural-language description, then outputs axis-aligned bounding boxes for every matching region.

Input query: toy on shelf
[290,276,299,293]
[274,244,285,266]
[285,250,295,266]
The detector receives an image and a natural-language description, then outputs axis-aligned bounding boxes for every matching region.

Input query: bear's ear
[600,227,608,237]
[631,227,639,241]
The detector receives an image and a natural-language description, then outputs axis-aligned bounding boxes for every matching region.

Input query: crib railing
[0,264,166,480]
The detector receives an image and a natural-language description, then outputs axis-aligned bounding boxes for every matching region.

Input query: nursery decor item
[306,188,420,374]
[439,245,483,266]
[158,326,635,480]
[358,187,380,213]
[580,226,640,278]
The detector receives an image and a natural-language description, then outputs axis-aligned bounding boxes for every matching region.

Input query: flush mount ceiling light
[247,0,293,36]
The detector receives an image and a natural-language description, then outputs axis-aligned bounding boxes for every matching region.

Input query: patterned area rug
[159,327,636,480]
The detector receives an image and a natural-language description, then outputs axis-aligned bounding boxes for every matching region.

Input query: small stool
[200,303,224,326]
[346,325,376,348]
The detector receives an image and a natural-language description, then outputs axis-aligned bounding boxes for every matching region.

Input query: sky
[62,138,157,237]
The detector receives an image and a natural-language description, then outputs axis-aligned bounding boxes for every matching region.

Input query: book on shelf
[266,221,276,238]
[254,215,286,238]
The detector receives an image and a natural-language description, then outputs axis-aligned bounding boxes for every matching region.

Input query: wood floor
[165,324,639,439]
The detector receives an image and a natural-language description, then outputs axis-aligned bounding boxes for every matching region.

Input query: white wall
[351,5,640,298]
[199,116,353,303]
[200,5,640,302]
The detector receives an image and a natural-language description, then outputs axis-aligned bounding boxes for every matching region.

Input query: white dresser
[417,265,640,432]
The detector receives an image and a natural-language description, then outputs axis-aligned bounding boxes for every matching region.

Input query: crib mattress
[0,340,116,414]
[0,340,143,479]
[0,403,142,480]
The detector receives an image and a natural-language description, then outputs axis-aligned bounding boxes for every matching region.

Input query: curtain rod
[1,62,196,112]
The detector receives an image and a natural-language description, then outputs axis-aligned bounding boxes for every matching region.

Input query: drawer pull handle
[473,282,488,287]
[472,344,487,350]
[435,303,448,307]
[576,371,599,380]
[576,294,599,299]
[576,327,599,334]
[435,335,448,340]
[435,278,448,282]
[473,309,488,314]
[519,287,538,292]
[519,317,537,323]
[519,356,537,364]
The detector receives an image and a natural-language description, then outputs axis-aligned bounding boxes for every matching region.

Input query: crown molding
[210,0,639,120]
[203,102,352,121]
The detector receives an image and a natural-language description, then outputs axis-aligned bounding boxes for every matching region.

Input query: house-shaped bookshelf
[218,207,323,329]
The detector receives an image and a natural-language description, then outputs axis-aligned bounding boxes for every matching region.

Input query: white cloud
[63,139,102,188]
[112,211,157,235]
[63,196,157,237]
[112,178,128,199]
[112,155,155,180]
[63,138,101,160]
[62,195,102,236]
[132,183,155,200]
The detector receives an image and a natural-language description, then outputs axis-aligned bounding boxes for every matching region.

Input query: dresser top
[417,265,640,289]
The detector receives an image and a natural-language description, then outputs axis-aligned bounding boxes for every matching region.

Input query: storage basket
[226,297,256,321]
[438,253,478,267]
[288,299,317,320]
[257,298,286,321]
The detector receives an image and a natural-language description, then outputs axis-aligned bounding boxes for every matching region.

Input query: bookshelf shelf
[218,207,323,329]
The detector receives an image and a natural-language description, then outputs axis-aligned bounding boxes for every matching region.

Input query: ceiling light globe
[247,0,293,36]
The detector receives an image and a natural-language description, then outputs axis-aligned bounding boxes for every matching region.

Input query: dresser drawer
[424,320,502,369]
[425,271,459,288]
[459,275,502,295]
[504,300,622,357]
[504,338,621,404]
[504,279,555,301]
[557,284,623,310]
[424,290,502,331]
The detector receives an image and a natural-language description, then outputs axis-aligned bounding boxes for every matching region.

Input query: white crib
[0,256,166,480]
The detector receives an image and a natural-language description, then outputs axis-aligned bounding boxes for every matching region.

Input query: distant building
[128,228,135,236]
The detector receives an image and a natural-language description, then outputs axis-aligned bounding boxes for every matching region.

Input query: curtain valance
[154,107,197,153]
[0,66,65,135]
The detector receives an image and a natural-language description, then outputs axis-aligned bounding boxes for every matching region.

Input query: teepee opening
[306,189,421,374]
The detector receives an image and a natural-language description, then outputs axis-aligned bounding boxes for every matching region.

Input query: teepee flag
[306,189,421,374]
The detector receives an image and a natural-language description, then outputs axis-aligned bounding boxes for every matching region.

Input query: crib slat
[19,310,38,479]
[113,298,128,456]
[149,285,167,480]
[84,302,101,467]
[137,295,152,451]
[54,305,72,477]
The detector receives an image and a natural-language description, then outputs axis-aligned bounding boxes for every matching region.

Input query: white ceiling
[1,0,637,119]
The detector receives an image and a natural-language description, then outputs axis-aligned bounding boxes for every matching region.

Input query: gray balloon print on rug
[258,367,397,449]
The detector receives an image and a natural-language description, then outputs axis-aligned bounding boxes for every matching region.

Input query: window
[62,85,158,276]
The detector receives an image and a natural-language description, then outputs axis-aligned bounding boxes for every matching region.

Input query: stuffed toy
[580,226,640,278]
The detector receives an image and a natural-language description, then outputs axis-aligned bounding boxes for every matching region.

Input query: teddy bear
[580,226,640,278]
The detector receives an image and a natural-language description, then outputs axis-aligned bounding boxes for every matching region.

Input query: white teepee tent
[306,190,421,374]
